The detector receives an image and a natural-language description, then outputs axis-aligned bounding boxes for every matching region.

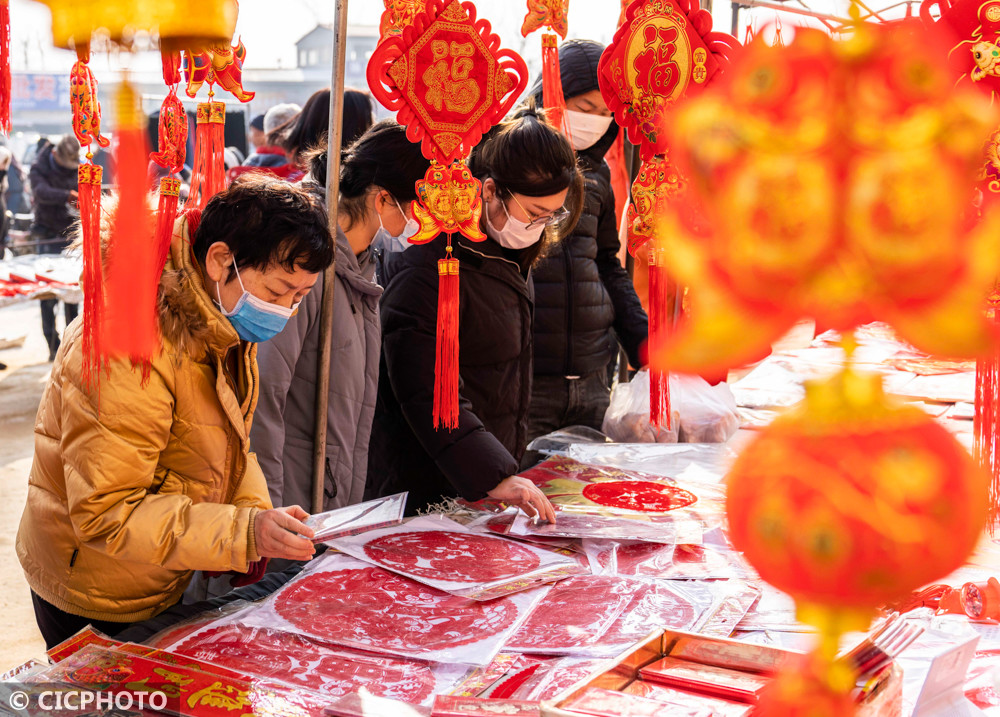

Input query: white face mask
[485,197,545,250]
[373,197,419,254]
[565,109,614,151]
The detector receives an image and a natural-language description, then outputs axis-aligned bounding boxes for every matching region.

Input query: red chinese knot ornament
[598,0,739,161]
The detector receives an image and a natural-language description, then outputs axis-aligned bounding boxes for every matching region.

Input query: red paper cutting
[582,480,698,513]
[174,623,437,703]
[506,576,640,652]
[363,530,542,582]
[275,567,518,653]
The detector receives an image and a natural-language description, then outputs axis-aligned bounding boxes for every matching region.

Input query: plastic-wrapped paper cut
[239,553,546,666]
[432,695,541,716]
[327,515,587,600]
[325,691,432,717]
[597,581,704,652]
[584,539,676,576]
[505,575,699,657]
[447,653,530,697]
[464,509,582,551]
[622,680,753,716]
[501,656,612,701]
[660,543,756,580]
[47,626,124,663]
[639,657,769,703]
[557,686,696,716]
[143,599,257,650]
[692,581,763,639]
[507,456,725,542]
[164,621,466,706]
[306,492,407,544]
[27,645,331,717]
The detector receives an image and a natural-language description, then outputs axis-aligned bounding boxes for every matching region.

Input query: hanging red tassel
[975,287,1000,534]
[79,163,104,391]
[433,247,461,430]
[0,0,10,134]
[648,244,672,431]
[745,22,756,44]
[541,33,571,143]
[154,178,181,275]
[104,80,157,363]
[188,100,226,210]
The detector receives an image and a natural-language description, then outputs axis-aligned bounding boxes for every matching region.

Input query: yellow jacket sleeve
[60,353,258,573]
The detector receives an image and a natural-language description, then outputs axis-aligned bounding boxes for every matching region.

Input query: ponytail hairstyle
[468,103,584,265]
[305,119,429,230]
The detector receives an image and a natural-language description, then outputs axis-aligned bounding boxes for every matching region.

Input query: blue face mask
[372,197,419,254]
[215,262,298,343]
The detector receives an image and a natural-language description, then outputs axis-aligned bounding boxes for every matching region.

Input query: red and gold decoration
[599,0,738,430]
[380,0,422,42]
[728,365,988,712]
[521,1,570,140]
[183,39,255,101]
[70,45,111,390]
[921,0,1000,533]
[655,23,1000,377]
[367,0,529,429]
[599,0,739,162]
[188,100,227,211]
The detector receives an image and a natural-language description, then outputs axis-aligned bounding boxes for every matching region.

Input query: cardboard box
[540,628,902,717]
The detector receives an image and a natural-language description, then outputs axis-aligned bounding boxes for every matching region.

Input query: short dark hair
[268,88,374,167]
[304,120,429,229]
[249,113,265,132]
[192,173,334,276]
[469,105,584,262]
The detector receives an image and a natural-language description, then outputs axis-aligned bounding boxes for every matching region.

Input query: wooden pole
[312,0,349,514]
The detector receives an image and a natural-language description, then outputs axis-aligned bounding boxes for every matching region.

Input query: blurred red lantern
[727,369,988,625]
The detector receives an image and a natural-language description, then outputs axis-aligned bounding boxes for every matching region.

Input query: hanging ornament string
[70,45,111,393]
[368,0,529,430]
[975,286,1000,534]
[0,0,10,134]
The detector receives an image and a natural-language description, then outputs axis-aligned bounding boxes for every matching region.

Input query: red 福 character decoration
[599,0,738,429]
[368,0,528,429]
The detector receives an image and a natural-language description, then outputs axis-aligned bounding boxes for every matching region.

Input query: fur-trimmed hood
[73,198,241,362]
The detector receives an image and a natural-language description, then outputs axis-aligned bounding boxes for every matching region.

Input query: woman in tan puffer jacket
[16,175,334,648]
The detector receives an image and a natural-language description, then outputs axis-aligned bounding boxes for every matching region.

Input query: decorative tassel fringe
[188,101,226,210]
[104,81,157,364]
[648,245,672,430]
[975,289,1000,535]
[155,177,181,274]
[541,34,571,143]
[79,163,103,391]
[433,251,461,430]
[0,0,10,134]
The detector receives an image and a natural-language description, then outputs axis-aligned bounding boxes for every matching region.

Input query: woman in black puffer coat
[366,109,583,518]
[527,40,649,445]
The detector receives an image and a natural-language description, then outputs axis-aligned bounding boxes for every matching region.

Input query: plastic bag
[325,515,586,600]
[603,370,679,443]
[603,371,740,444]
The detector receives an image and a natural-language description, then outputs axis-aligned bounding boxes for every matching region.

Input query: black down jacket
[366,234,534,514]
[530,40,649,376]
[29,144,78,240]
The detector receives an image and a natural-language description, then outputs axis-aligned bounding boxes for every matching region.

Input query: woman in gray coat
[250,121,430,513]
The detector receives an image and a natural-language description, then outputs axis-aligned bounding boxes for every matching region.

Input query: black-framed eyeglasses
[509,193,570,229]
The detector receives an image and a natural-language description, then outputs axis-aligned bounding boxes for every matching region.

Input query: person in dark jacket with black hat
[29,134,81,360]
[366,108,583,519]
[526,40,649,445]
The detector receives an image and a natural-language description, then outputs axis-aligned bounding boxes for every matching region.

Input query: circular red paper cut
[363,530,541,583]
[175,623,435,702]
[582,480,698,512]
[274,567,518,654]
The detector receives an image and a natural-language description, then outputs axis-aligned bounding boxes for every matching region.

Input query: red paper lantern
[727,369,988,620]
